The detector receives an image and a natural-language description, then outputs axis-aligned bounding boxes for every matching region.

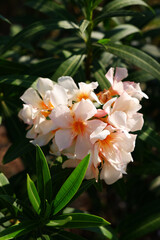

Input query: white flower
[58,76,101,105]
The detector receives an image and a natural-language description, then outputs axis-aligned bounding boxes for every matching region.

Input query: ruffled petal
[58,76,78,90]
[100,163,123,185]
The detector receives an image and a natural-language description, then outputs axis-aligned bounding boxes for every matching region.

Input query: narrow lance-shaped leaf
[0,75,38,88]
[52,54,85,81]
[104,0,150,12]
[52,154,90,215]
[54,213,110,228]
[0,19,79,54]
[46,216,72,227]
[94,10,142,25]
[36,145,52,204]
[93,61,111,90]
[27,174,41,214]
[0,14,11,24]
[138,123,160,149]
[0,220,38,240]
[100,43,160,81]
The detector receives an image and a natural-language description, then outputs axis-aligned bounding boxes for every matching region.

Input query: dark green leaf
[119,200,160,240]
[138,123,160,150]
[52,154,90,215]
[36,145,52,204]
[3,138,34,164]
[55,213,109,228]
[0,75,38,88]
[0,14,11,24]
[0,220,37,240]
[104,0,150,12]
[94,10,142,25]
[105,24,140,42]
[46,216,72,227]
[93,61,111,89]
[126,70,154,82]
[0,59,28,75]
[27,174,41,214]
[51,54,85,81]
[85,226,118,240]
[52,230,87,240]
[100,43,160,81]
[0,20,79,54]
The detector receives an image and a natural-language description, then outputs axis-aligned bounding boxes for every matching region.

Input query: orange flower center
[72,120,86,135]
[97,87,119,104]
[76,92,89,101]
[40,101,54,117]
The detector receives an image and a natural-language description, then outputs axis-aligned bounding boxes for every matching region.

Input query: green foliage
[0,0,160,239]
[0,147,110,239]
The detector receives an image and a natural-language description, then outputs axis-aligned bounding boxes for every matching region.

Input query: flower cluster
[19,68,148,184]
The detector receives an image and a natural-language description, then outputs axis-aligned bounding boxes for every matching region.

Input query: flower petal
[75,134,91,159]
[55,129,74,151]
[37,77,54,98]
[58,76,78,90]
[73,99,97,121]
[105,68,114,85]
[114,67,128,82]
[50,84,68,106]
[49,105,72,128]
[20,88,41,108]
[100,163,123,185]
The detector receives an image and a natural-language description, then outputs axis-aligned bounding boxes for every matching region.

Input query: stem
[85,8,93,81]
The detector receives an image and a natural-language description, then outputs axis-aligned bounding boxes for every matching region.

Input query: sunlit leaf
[52,154,90,215]
[27,174,41,214]
[100,43,160,80]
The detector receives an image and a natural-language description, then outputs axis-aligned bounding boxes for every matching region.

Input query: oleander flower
[58,76,101,105]
[98,67,148,104]
[90,125,136,184]
[49,99,106,159]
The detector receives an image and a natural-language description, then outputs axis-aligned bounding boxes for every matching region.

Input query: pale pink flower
[103,92,144,132]
[98,67,148,103]
[49,99,106,159]
[90,125,136,184]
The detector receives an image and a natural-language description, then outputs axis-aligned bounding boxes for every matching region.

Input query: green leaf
[138,123,160,149]
[55,213,109,228]
[46,216,72,227]
[51,54,85,81]
[79,20,90,33]
[0,195,20,216]
[119,200,160,240]
[126,70,154,82]
[85,226,118,240]
[0,14,11,24]
[26,0,74,20]
[0,19,79,54]
[93,61,111,89]
[27,174,41,214]
[106,24,140,42]
[0,59,28,74]
[0,173,10,194]
[0,75,38,88]
[94,10,142,25]
[100,43,160,81]
[53,230,87,240]
[37,235,52,240]
[104,0,150,12]
[36,146,52,204]
[3,137,34,164]
[52,154,90,215]
[0,220,37,240]
[71,179,95,202]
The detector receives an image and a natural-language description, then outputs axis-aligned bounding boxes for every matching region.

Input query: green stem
[85,8,93,81]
